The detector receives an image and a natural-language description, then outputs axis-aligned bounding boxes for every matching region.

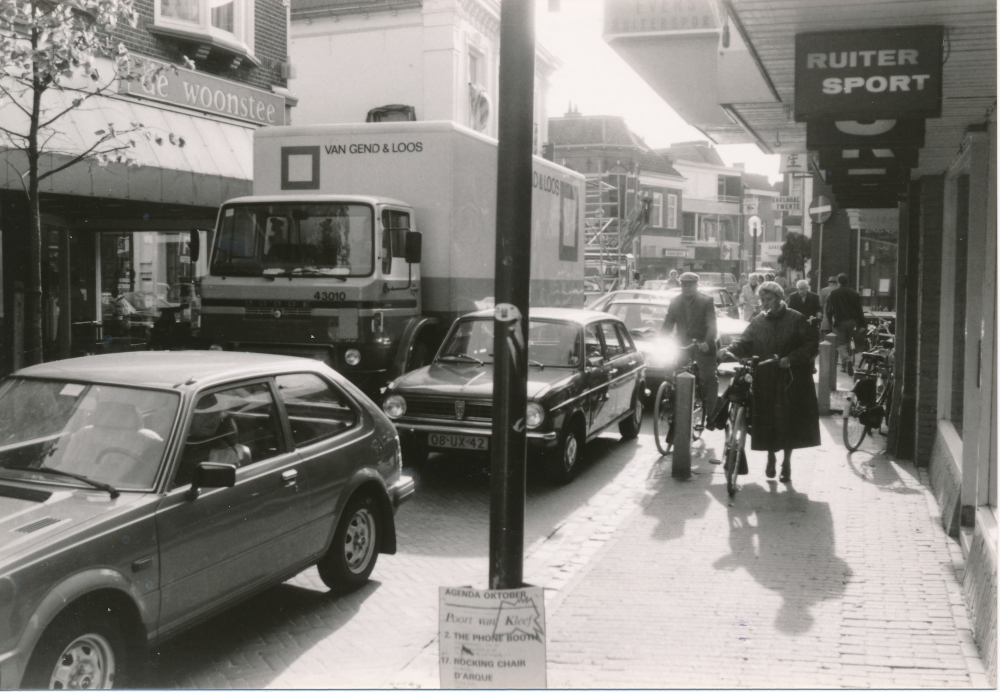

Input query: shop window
[154,0,254,56]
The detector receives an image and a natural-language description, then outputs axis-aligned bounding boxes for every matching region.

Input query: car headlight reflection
[641,338,678,369]
[383,394,406,419]
[525,402,545,429]
[345,348,361,366]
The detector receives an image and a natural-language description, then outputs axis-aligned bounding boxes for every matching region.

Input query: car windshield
[0,378,179,492]
[438,318,583,368]
[605,303,667,334]
[211,202,374,278]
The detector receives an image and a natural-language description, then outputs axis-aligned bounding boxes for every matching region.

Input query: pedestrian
[819,275,838,332]
[825,273,866,375]
[661,272,718,426]
[764,272,775,282]
[719,281,820,482]
[788,279,822,323]
[737,272,748,295]
[775,272,790,293]
[665,269,681,288]
[740,273,761,321]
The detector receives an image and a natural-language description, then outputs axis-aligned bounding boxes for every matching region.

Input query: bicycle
[842,346,894,451]
[653,341,707,455]
[717,355,778,497]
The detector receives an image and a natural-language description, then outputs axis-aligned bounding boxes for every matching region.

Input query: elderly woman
[720,281,820,482]
[740,273,761,321]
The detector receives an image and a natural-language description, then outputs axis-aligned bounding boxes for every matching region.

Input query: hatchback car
[0,351,414,689]
[382,308,645,484]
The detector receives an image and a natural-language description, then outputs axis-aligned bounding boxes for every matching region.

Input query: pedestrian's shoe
[738,449,749,475]
[779,461,791,483]
[766,453,776,479]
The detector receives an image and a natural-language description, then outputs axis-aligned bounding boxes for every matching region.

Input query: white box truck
[199,121,585,393]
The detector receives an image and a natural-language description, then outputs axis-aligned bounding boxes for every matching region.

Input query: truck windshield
[211,203,374,277]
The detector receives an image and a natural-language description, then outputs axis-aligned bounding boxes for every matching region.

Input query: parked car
[587,289,674,312]
[600,299,747,396]
[0,351,414,688]
[382,308,645,484]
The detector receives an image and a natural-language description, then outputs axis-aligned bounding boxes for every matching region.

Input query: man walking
[740,273,761,321]
[819,275,838,333]
[825,273,866,375]
[788,279,822,323]
[661,273,718,425]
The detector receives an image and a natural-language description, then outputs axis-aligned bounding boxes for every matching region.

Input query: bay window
[154,0,255,59]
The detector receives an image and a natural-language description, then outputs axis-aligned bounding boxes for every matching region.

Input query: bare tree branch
[37,138,133,182]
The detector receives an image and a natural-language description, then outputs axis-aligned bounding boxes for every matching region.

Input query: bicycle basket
[859,406,885,429]
[851,377,878,407]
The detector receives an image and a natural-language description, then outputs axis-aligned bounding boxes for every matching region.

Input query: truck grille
[244,307,313,320]
[405,396,492,421]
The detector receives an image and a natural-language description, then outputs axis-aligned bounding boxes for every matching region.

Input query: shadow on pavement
[819,418,922,495]
[148,579,377,688]
[707,481,852,635]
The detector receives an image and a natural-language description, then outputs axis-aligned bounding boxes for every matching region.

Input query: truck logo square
[281,146,320,189]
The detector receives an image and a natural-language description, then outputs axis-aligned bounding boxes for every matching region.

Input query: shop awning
[0,89,254,208]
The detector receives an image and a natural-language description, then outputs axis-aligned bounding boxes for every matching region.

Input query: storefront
[0,62,271,372]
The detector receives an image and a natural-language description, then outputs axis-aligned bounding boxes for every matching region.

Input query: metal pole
[752,226,757,273]
[489,0,534,591]
[818,222,824,287]
[672,372,694,479]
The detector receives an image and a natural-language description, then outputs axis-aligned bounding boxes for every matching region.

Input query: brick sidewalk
[392,416,989,689]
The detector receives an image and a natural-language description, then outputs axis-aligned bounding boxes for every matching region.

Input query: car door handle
[281,469,298,486]
[609,368,619,375]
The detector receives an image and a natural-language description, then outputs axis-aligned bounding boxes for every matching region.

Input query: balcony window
[154,0,255,61]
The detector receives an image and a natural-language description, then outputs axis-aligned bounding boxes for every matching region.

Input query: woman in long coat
[723,281,821,482]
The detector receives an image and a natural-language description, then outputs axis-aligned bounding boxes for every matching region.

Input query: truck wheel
[318,492,381,594]
[619,387,643,440]
[547,419,583,485]
[22,602,143,689]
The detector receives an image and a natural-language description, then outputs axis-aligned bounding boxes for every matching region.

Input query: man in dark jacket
[788,279,822,322]
[825,273,866,374]
[662,272,718,425]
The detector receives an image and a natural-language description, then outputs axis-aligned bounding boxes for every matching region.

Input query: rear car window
[276,373,358,447]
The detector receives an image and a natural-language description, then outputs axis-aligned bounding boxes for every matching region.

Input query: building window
[717,176,726,198]
[651,192,663,227]
[154,0,254,54]
[790,175,803,192]
[666,193,677,229]
[682,212,695,239]
[469,51,481,85]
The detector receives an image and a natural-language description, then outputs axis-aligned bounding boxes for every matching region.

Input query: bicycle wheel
[691,383,706,441]
[725,406,746,497]
[842,396,869,451]
[653,381,674,455]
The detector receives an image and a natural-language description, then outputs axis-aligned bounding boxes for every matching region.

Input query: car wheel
[22,603,142,689]
[547,419,583,485]
[318,492,381,594]
[618,387,642,440]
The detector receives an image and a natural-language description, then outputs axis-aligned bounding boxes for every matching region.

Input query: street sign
[809,196,832,223]
[774,196,801,211]
[747,215,763,236]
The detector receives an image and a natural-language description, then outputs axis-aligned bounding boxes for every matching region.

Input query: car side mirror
[405,231,422,264]
[587,355,604,369]
[186,462,236,500]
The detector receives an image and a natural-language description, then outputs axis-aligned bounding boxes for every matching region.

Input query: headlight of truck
[525,402,545,429]
[345,348,361,366]
[384,394,406,419]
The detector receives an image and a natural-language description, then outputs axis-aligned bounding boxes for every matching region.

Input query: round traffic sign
[809,195,832,223]
[747,215,762,237]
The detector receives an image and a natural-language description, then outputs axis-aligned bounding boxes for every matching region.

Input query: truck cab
[199,195,424,394]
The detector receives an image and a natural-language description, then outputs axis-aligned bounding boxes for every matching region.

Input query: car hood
[389,363,577,400]
[0,483,144,561]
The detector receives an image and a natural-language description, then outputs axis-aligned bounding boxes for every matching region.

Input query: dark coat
[662,291,718,353]
[727,305,821,452]
[825,285,865,327]
[788,290,822,318]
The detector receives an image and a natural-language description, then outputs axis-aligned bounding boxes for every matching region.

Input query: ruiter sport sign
[794,26,943,122]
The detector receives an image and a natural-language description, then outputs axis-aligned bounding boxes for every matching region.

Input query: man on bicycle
[825,273,866,375]
[661,272,718,426]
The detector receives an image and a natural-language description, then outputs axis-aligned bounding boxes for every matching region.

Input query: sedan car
[593,287,740,319]
[382,308,645,484]
[599,299,747,395]
[0,351,414,688]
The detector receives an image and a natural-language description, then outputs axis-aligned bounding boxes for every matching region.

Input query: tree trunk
[25,58,44,366]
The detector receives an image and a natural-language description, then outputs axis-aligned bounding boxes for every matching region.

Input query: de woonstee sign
[794,26,943,122]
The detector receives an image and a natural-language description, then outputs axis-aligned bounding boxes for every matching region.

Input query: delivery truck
[199,121,586,393]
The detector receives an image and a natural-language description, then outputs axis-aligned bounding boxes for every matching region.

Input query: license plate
[428,433,489,451]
